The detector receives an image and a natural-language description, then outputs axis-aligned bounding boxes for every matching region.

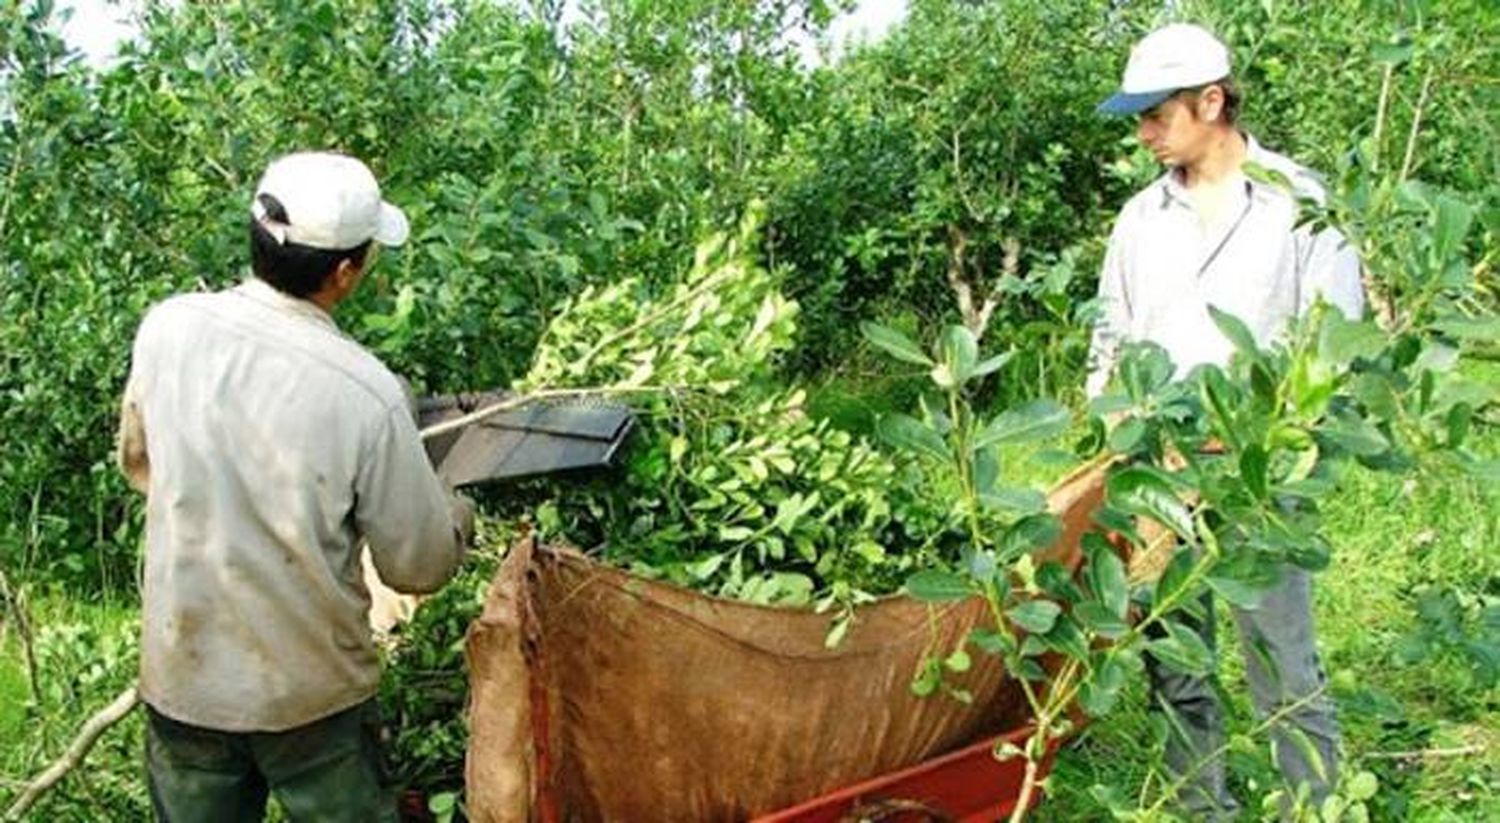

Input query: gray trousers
[1145,565,1340,819]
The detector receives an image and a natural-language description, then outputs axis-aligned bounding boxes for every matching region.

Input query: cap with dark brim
[1097,88,1176,116]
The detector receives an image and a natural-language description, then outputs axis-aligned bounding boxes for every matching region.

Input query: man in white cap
[1087,24,1364,818]
[118,152,472,821]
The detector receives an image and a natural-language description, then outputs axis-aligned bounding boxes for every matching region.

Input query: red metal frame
[753,726,1060,823]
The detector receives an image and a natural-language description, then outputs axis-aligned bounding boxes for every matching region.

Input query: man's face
[1135,91,1217,168]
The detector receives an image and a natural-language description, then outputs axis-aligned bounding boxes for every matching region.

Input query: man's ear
[331,257,362,295]
[1197,84,1226,124]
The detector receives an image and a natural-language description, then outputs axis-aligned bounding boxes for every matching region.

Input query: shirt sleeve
[354,408,465,594]
[1297,223,1366,321]
[117,336,151,494]
[1086,215,1133,398]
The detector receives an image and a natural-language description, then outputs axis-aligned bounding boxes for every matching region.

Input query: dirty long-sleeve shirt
[1086,137,1366,397]
[118,277,464,731]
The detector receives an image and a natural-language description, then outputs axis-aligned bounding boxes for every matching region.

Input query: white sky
[57,0,908,69]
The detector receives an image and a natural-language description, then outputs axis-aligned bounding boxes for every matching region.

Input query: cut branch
[944,225,1016,342]
[1361,744,1485,761]
[4,685,140,821]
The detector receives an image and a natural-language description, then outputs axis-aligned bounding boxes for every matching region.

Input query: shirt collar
[1156,131,1270,210]
[235,276,340,333]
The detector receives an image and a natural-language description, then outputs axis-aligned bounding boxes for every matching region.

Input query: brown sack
[465,460,1109,822]
[464,536,538,823]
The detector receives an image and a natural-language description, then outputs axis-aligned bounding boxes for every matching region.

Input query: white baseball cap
[251,152,410,250]
[1098,24,1232,116]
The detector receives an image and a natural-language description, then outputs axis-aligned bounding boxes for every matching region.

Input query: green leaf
[1458,456,1500,485]
[687,552,727,580]
[1075,601,1129,638]
[1250,363,1277,405]
[717,526,755,541]
[971,349,1014,379]
[1079,655,1126,716]
[1347,771,1379,802]
[1240,444,1269,500]
[1432,316,1500,342]
[1199,368,1243,451]
[1319,413,1390,457]
[1207,305,1259,356]
[1147,621,1214,676]
[904,570,972,602]
[998,513,1062,562]
[1107,417,1147,452]
[978,486,1047,515]
[939,325,979,384]
[824,617,851,649]
[973,445,999,493]
[1205,574,1266,610]
[975,399,1070,449]
[1430,194,1475,267]
[963,546,997,583]
[1444,403,1472,448]
[861,322,931,365]
[1318,314,1386,366]
[911,660,941,696]
[1154,548,1197,608]
[1371,38,1414,66]
[1118,343,1175,400]
[1084,534,1129,619]
[1106,466,1193,538]
[1087,393,1133,416]
[944,647,972,673]
[1007,599,1062,634]
[969,627,1014,656]
[877,413,949,461]
[429,792,457,816]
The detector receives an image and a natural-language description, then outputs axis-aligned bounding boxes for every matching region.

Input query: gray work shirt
[1086,137,1366,397]
[118,277,463,732]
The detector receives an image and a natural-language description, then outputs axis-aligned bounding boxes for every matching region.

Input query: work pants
[1145,564,1341,820]
[144,698,398,823]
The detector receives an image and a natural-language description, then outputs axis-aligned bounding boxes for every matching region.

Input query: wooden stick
[4,685,139,821]
[1361,744,1485,761]
[416,385,663,441]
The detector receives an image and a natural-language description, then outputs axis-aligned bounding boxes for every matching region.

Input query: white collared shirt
[1086,137,1366,397]
[119,277,463,731]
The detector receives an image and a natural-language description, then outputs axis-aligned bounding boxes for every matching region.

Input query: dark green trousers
[144,699,398,823]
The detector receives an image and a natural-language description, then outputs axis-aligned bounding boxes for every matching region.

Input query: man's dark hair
[249,193,371,298]
[1181,76,1242,126]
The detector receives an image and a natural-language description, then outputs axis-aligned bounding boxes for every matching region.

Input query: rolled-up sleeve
[1298,224,1365,320]
[1086,217,1134,398]
[354,408,464,594]
[117,339,151,494]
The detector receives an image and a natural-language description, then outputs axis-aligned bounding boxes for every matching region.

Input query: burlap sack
[465,460,1109,822]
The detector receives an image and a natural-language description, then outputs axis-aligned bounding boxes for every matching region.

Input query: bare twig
[416,385,671,441]
[1361,744,1485,761]
[4,685,140,821]
[0,138,25,244]
[0,567,40,705]
[1371,63,1394,172]
[946,225,978,333]
[1399,66,1435,182]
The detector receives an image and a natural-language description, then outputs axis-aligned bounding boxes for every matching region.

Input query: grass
[0,596,146,820]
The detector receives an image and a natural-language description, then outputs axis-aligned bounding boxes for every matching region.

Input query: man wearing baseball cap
[118,152,472,821]
[1087,24,1364,818]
